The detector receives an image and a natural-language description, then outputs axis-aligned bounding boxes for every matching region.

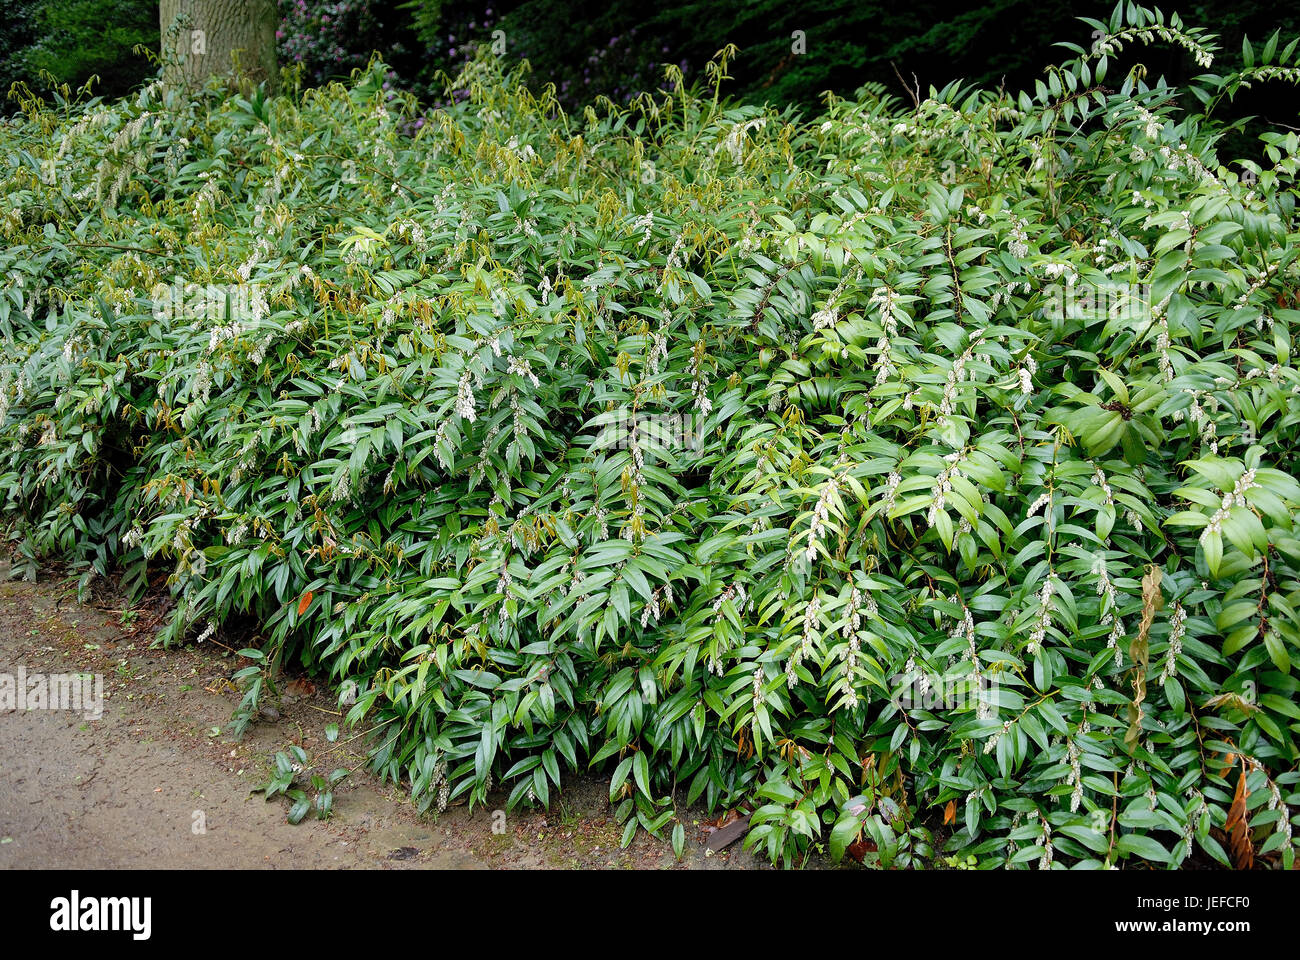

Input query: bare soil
[0,565,766,870]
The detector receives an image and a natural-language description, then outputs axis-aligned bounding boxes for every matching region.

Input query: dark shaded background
[4,0,1297,158]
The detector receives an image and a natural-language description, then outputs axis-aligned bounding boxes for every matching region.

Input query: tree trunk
[159,0,278,96]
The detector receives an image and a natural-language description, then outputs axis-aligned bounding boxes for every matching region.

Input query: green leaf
[1115,833,1171,863]
[829,813,861,862]
[288,799,311,825]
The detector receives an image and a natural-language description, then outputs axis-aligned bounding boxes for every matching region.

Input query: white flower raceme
[1018,355,1037,394]
[801,595,820,654]
[926,453,965,527]
[1092,554,1125,670]
[1261,775,1295,853]
[1027,573,1057,655]
[1159,603,1187,684]
[1042,260,1078,284]
[868,284,902,335]
[838,588,866,710]
[1134,105,1163,141]
[714,117,766,166]
[592,508,609,542]
[1200,468,1260,545]
[639,582,673,628]
[1037,819,1054,870]
[786,593,821,689]
[1064,738,1084,812]
[842,586,863,640]
[948,600,976,649]
[647,330,669,376]
[189,361,213,407]
[688,341,712,418]
[812,267,861,331]
[660,235,688,288]
[711,582,749,622]
[1007,216,1030,259]
[1091,466,1115,505]
[804,474,841,562]
[984,719,1012,755]
[455,369,477,422]
[707,583,749,675]
[332,470,352,504]
[879,471,903,515]
[841,677,859,710]
[632,212,654,245]
[936,332,987,431]
[507,355,540,388]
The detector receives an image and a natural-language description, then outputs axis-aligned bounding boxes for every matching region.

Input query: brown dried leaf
[846,838,878,862]
[1124,564,1163,751]
[1225,762,1254,871]
[1204,693,1260,714]
[285,677,316,699]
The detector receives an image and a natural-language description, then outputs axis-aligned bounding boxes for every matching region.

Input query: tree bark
[159,0,278,96]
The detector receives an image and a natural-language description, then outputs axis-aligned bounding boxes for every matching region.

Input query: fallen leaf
[846,838,878,862]
[297,590,313,616]
[943,800,956,825]
[706,815,750,853]
[285,677,317,699]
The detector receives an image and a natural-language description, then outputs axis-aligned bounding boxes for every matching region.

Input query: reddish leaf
[846,838,878,862]
[297,590,313,616]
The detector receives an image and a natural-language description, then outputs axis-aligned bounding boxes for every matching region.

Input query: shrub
[2,3,1299,868]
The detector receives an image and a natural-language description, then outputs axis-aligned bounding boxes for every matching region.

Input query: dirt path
[0,566,763,870]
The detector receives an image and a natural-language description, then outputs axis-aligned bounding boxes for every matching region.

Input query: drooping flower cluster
[1200,468,1260,545]
[1027,574,1057,656]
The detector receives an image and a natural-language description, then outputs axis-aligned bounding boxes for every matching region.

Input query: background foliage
[5,1,1298,136]
[1,0,157,108]
[2,4,1300,868]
